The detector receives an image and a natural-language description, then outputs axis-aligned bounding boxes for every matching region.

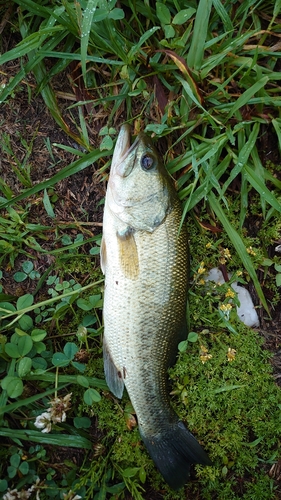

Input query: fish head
[107,125,175,232]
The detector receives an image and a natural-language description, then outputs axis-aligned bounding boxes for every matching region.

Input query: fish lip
[111,125,142,177]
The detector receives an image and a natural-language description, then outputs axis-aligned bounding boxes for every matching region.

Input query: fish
[100,125,211,490]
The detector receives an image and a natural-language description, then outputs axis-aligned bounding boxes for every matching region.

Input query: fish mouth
[111,125,142,177]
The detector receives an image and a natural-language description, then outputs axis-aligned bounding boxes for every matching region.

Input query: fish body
[101,125,211,490]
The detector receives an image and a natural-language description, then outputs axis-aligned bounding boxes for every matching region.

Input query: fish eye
[141,153,156,171]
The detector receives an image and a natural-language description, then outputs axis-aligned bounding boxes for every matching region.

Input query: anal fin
[103,338,124,399]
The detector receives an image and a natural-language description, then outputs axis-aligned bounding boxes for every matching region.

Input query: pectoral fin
[103,338,124,399]
[100,236,107,274]
[117,228,139,280]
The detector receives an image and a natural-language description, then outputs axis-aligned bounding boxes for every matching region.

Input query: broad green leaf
[0,302,16,314]
[22,261,34,274]
[0,480,8,492]
[18,336,33,357]
[16,294,34,311]
[71,361,86,373]
[34,342,46,354]
[32,357,48,371]
[108,8,124,20]
[122,467,139,478]
[73,416,91,429]
[31,329,47,342]
[76,298,93,311]
[276,274,281,287]
[1,376,23,398]
[76,375,90,388]
[10,454,20,468]
[178,340,188,352]
[19,461,29,475]
[173,8,196,25]
[83,388,101,404]
[100,135,113,151]
[164,24,175,39]
[52,352,69,367]
[13,272,27,283]
[64,342,79,360]
[18,314,33,331]
[156,2,171,24]
[187,331,198,342]
[5,343,20,358]
[17,357,32,378]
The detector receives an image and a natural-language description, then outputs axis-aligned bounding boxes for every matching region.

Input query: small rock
[205,268,260,328]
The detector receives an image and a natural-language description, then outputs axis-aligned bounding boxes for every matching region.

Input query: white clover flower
[62,491,82,500]
[48,393,72,423]
[3,479,41,499]
[34,412,52,433]
[34,393,72,433]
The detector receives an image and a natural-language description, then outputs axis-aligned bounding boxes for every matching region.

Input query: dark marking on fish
[117,226,135,239]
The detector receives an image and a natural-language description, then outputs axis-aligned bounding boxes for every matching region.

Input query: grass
[1,0,281,498]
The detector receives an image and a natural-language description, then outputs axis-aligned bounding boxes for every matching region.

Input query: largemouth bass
[101,125,211,490]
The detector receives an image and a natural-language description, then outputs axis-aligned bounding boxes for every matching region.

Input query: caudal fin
[140,421,211,490]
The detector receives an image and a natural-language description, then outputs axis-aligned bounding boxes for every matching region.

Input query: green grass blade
[81,0,99,82]
[244,164,281,214]
[0,385,69,416]
[208,191,269,313]
[226,76,269,120]
[212,0,233,32]
[187,0,213,70]
[0,428,92,449]
[272,118,281,153]
[127,26,160,63]
[25,373,108,390]
[12,0,51,17]
[221,122,260,197]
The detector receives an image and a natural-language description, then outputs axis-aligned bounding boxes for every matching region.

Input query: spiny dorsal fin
[117,228,139,280]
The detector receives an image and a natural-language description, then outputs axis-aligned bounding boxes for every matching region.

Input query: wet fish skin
[101,125,211,490]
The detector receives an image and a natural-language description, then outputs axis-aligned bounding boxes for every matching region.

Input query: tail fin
[140,421,211,490]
